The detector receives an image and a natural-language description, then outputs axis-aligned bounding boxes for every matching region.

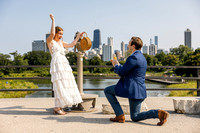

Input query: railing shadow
[43,115,158,126]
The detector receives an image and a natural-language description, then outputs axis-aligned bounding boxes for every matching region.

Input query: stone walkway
[0,97,200,133]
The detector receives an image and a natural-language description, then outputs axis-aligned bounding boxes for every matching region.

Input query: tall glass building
[184,28,191,49]
[102,37,114,61]
[92,29,101,49]
[155,36,158,47]
[32,40,45,51]
[121,41,125,57]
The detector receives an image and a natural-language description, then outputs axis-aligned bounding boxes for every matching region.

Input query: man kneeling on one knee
[104,36,169,126]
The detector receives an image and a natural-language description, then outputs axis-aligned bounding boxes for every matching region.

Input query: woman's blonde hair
[54,26,64,40]
[55,26,63,33]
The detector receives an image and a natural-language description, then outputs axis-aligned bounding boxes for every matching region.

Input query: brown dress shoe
[110,114,125,123]
[157,110,169,126]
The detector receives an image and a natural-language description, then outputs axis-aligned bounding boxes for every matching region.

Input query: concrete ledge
[102,102,148,114]
[173,98,200,114]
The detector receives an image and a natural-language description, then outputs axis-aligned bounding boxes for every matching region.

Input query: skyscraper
[157,49,164,54]
[32,40,46,51]
[93,29,101,49]
[45,33,50,52]
[102,37,114,61]
[155,36,158,47]
[102,43,112,61]
[114,50,121,60]
[107,37,113,46]
[108,37,114,59]
[149,44,157,56]
[150,38,153,44]
[125,44,128,51]
[143,44,149,54]
[121,41,125,57]
[184,28,191,49]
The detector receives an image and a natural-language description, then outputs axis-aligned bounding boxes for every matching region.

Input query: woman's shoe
[110,114,125,123]
[53,108,67,115]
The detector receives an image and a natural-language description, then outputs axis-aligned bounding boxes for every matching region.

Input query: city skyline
[0,0,200,55]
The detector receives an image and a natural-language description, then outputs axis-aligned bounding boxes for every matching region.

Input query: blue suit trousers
[104,85,159,121]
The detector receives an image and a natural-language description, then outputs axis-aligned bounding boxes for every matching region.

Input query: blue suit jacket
[114,50,147,99]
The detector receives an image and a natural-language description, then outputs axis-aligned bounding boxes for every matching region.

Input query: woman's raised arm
[46,14,55,46]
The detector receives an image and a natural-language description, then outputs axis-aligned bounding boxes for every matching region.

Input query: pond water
[26,79,170,98]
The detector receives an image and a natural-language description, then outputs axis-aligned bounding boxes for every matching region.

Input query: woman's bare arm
[46,14,55,51]
[63,32,83,48]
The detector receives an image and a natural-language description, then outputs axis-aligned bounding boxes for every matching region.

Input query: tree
[155,52,166,64]
[185,54,200,66]
[10,51,18,58]
[88,56,103,73]
[162,54,179,66]
[105,61,114,72]
[24,51,51,75]
[152,56,158,65]
[194,48,200,55]
[143,54,153,66]
[83,57,89,71]
[0,53,11,66]
[175,48,200,77]
[24,51,51,65]
[170,45,193,64]
[184,53,200,76]
[0,53,12,75]
[65,52,77,71]
[66,52,77,66]
[10,51,28,72]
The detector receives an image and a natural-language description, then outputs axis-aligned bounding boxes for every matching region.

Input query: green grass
[146,71,165,76]
[166,81,197,96]
[0,80,38,98]
[3,71,40,77]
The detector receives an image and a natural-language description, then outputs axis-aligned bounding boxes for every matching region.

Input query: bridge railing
[0,65,199,97]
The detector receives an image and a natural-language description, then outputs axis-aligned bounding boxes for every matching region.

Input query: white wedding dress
[50,40,82,108]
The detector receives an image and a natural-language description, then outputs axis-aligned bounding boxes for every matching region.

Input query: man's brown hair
[130,37,143,50]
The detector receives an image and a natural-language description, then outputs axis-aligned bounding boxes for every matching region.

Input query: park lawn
[0,80,38,98]
[146,71,165,76]
[167,81,197,96]
[3,71,41,77]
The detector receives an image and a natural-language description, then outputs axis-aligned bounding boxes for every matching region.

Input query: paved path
[0,97,200,133]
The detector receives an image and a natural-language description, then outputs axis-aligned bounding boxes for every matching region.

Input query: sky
[0,0,200,55]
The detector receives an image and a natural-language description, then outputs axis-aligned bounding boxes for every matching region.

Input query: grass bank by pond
[166,81,197,96]
[0,80,38,98]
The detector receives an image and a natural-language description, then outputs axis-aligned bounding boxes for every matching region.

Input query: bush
[33,68,50,77]
[0,80,38,98]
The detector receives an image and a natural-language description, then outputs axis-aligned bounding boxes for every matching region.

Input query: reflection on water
[26,79,170,98]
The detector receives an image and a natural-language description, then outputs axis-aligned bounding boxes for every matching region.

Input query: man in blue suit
[104,36,169,125]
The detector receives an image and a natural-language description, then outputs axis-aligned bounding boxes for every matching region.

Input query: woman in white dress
[46,14,83,115]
